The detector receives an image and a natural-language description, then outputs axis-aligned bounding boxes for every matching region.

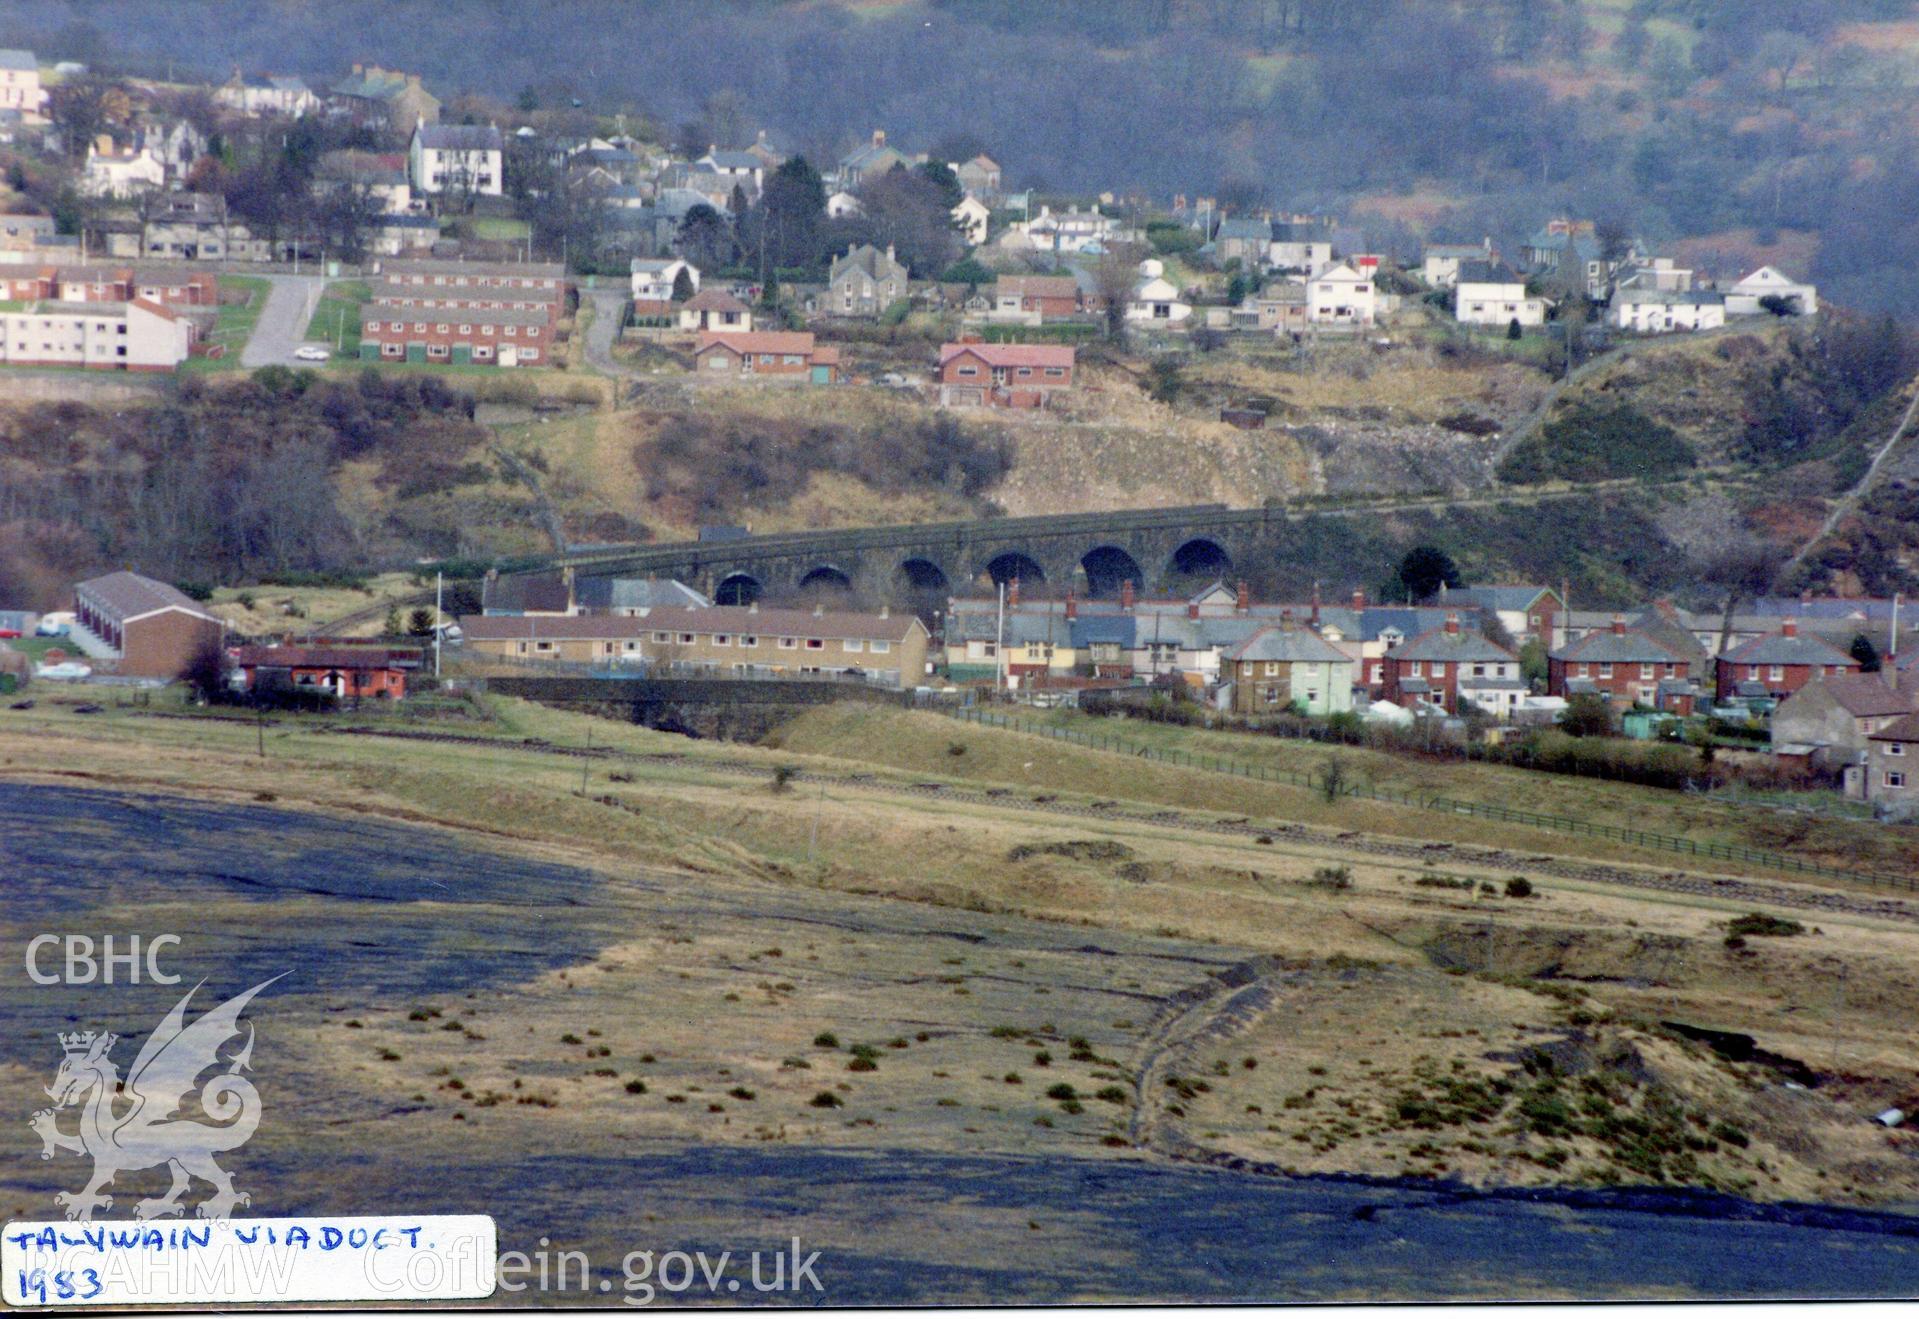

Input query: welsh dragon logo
[28,978,281,1222]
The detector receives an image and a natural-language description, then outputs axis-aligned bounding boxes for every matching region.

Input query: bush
[1045,1083,1077,1101]
[625,1079,647,1094]
[809,1091,843,1108]
[1726,913,1803,939]
[1504,876,1535,899]
[1499,400,1696,484]
[1311,865,1353,890]
[813,1031,839,1048]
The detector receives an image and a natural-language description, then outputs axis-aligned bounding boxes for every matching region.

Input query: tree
[1560,693,1614,737]
[855,166,961,276]
[1506,316,1522,340]
[179,637,233,705]
[1397,546,1461,602]
[677,203,736,271]
[916,159,964,211]
[1850,634,1882,672]
[739,155,826,275]
[1091,242,1145,342]
[670,266,696,302]
[407,607,437,638]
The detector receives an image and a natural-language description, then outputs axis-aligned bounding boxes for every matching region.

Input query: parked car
[35,661,92,681]
[0,628,19,639]
[293,345,331,362]
[36,612,73,637]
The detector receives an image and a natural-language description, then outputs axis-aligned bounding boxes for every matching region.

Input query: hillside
[4,316,1915,609]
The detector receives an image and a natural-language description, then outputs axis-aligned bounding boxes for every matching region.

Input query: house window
[713,635,730,646]
[436,323,449,333]
[957,366,978,377]
[679,634,695,644]
[844,639,863,652]
[653,632,670,642]
[459,324,471,334]
[1640,664,1654,679]
[1045,367,1065,378]
[779,637,797,649]
[1769,665,1784,681]
[505,326,517,336]
[740,636,757,648]
[1599,663,1613,678]
[805,638,824,650]
[527,327,540,337]
[1409,661,1422,677]
[1888,771,1908,789]
[1888,743,1906,757]
[869,640,889,653]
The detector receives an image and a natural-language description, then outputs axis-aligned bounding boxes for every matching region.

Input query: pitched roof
[1443,585,1555,613]
[415,123,502,151]
[1550,626,1687,665]
[1386,621,1517,663]
[1223,624,1350,665]
[703,150,762,171]
[234,644,419,671]
[995,275,1078,300]
[0,50,37,72]
[1869,712,1919,743]
[694,330,816,356]
[571,576,711,611]
[1794,672,1915,719]
[829,243,908,283]
[75,571,220,623]
[1455,260,1524,285]
[937,342,1075,369]
[482,571,572,614]
[1721,629,1859,668]
[682,287,749,313]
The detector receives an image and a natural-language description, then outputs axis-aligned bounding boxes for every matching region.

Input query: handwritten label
[3,1215,495,1306]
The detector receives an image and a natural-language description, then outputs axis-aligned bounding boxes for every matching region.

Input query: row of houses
[0,263,209,370]
[357,258,569,366]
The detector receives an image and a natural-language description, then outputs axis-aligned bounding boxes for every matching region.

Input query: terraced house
[1547,616,1698,712]
[1712,621,1860,702]
[358,259,567,366]
[459,605,928,686]
[1222,617,1354,716]
[1380,613,1523,714]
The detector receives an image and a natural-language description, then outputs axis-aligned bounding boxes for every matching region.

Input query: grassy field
[4,690,1919,1209]
[180,275,271,374]
[303,278,370,354]
[205,571,428,637]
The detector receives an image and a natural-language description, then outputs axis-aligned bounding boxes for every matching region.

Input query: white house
[1609,288,1726,334]
[951,194,990,247]
[1307,263,1376,327]
[1453,261,1547,327]
[78,139,165,199]
[0,297,193,371]
[1421,240,1492,289]
[1127,260,1191,324]
[1725,266,1818,318]
[0,49,46,117]
[215,71,318,117]
[629,257,697,310]
[1008,204,1120,255]
[1267,222,1337,276]
[408,121,504,197]
[825,190,863,220]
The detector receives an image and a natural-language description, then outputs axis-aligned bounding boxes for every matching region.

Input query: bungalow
[1223,617,1354,716]
[1307,263,1376,327]
[1713,620,1860,701]
[460,604,928,686]
[678,287,752,333]
[1453,261,1547,328]
[1128,261,1191,324]
[936,342,1075,408]
[1725,266,1817,318]
[72,571,224,679]
[692,331,839,383]
[988,275,1080,322]
[1381,613,1523,715]
[1547,616,1696,711]
[234,644,417,701]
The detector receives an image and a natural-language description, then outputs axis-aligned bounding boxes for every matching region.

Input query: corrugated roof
[75,571,219,623]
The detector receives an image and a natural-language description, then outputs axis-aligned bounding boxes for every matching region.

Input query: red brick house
[1380,612,1524,714]
[359,304,553,366]
[1713,620,1860,701]
[936,342,1076,408]
[233,644,418,701]
[692,331,839,382]
[0,266,218,308]
[72,571,225,679]
[1548,615,1697,711]
[992,275,1081,320]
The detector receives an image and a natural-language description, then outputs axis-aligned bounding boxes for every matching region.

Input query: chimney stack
[1782,617,1798,638]
[1187,601,1200,620]
[1444,611,1461,636]
[1279,608,1295,631]
[1352,588,1365,610]
[878,604,889,619]
[814,603,824,617]
[1064,590,1077,621]
[872,129,885,147]
[1008,575,1020,608]
[1235,580,1249,614]
[1120,580,1135,612]
[1311,580,1321,625]
[1611,613,1625,636]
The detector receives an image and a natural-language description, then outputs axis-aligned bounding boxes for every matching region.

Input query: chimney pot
[1783,617,1798,637]
[1064,591,1077,620]
[1352,588,1365,610]
[1444,611,1461,635]
[1008,576,1020,608]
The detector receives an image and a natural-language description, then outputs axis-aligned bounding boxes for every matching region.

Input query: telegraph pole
[434,571,444,678]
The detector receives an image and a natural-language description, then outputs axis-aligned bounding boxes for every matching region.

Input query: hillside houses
[0,49,47,118]
[826,243,910,317]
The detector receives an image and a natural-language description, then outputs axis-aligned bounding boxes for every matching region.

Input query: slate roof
[234,645,420,671]
[1442,586,1555,613]
[463,605,920,644]
[829,243,908,284]
[1069,615,1137,647]
[1386,622,1518,664]
[572,577,711,612]
[682,287,749,313]
[1455,260,1524,285]
[1223,625,1350,665]
[1217,218,1270,242]
[1796,672,1915,718]
[75,571,220,623]
[481,571,571,615]
[703,150,762,171]
[1720,630,1859,668]
[1869,712,1919,743]
[0,50,37,72]
[416,123,502,151]
[1550,627,1687,665]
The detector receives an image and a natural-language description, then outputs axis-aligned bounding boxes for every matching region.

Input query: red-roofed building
[692,331,840,382]
[937,341,1075,408]
[233,644,419,701]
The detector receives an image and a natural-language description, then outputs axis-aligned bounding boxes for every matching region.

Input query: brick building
[459,604,927,686]
[358,260,567,367]
[1547,616,1696,711]
[72,571,225,678]
[234,644,418,701]
[936,342,1076,408]
[692,331,840,382]
[1380,612,1524,715]
[1713,621,1860,701]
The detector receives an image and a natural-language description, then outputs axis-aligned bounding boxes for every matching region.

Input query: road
[239,273,329,367]
[581,288,632,377]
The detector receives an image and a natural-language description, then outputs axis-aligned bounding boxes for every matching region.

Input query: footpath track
[314,724,1919,928]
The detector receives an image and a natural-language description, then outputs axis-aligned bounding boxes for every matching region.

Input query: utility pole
[434,571,444,678]
[995,579,1006,696]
